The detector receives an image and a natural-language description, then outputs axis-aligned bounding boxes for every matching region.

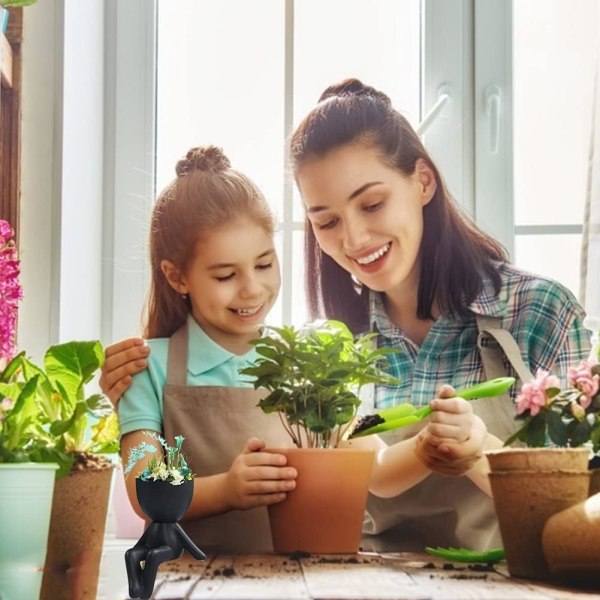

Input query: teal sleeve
[117,338,168,437]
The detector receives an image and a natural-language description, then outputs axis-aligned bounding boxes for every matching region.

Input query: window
[105,0,597,343]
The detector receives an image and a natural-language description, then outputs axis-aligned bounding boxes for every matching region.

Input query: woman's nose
[343,217,369,251]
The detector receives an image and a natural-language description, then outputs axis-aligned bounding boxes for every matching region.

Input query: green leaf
[547,410,568,446]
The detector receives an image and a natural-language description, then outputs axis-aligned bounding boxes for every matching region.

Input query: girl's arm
[120,433,297,521]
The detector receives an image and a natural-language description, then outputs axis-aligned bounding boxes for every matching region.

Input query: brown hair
[144,145,275,338]
[290,78,508,334]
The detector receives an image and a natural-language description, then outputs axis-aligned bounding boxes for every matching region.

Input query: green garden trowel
[347,376,515,439]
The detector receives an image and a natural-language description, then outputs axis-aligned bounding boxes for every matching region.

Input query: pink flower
[516,369,560,416]
[568,360,599,409]
[0,220,22,362]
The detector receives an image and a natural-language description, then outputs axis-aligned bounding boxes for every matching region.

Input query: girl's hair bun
[318,78,392,107]
[175,145,231,177]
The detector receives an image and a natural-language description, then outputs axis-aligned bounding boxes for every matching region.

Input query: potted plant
[0,218,59,600]
[240,319,401,554]
[1,341,120,599]
[123,432,205,600]
[486,344,600,581]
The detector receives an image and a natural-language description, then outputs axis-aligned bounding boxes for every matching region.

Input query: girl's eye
[256,262,273,271]
[215,273,235,282]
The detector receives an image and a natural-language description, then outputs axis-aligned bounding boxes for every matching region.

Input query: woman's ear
[415,158,437,206]
[160,260,187,294]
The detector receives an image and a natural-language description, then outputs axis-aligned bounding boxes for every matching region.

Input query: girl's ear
[161,260,188,294]
[415,158,437,206]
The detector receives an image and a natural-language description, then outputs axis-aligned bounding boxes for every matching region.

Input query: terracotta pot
[40,456,115,600]
[542,491,600,585]
[266,448,374,554]
[485,447,590,472]
[488,469,590,580]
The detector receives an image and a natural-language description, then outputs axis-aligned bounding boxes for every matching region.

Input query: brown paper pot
[542,492,600,585]
[485,447,590,472]
[589,468,600,497]
[40,457,115,600]
[489,469,590,580]
[267,448,374,554]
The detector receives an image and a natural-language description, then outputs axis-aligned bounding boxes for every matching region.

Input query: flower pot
[485,447,590,472]
[40,456,115,600]
[542,491,600,585]
[266,448,374,554]
[488,469,590,580]
[136,477,194,522]
[0,462,58,600]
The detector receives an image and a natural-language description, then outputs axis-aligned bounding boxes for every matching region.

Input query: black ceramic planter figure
[125,478,206,600]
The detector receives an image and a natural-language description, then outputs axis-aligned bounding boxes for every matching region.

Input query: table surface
[132,552,600,600]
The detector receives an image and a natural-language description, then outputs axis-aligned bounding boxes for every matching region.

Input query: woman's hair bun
[318,78,391,107]
[175,145,231,177]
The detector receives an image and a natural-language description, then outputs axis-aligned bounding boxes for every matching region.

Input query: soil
[350,414,385,436]
[69,452,113,472]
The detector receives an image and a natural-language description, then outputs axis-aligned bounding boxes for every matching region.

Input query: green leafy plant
[0,340,119,477]
[0,1,37,7]
[239,319,401,449]
[124,431,194,485]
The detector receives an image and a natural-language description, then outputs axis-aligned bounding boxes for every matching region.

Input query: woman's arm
[100,338,149,406]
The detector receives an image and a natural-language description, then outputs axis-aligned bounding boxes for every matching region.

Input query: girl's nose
[239,273,262,298]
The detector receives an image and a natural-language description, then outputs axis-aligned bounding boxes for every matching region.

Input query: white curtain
[581,50,600,321]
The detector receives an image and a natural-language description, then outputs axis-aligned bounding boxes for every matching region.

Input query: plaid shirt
[371,263,591,410]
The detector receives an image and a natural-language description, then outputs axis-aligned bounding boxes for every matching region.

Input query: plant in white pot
[240,319,400,554]
[1,341,120,600]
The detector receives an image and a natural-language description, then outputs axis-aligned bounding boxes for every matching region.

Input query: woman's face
[296,143,436,297]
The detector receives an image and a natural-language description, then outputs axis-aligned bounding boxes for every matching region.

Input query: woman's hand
[99,338,149,407]
[415,385,487,477]
[224,438,297,510]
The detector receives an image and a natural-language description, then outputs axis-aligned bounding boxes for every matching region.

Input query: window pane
[515,234,582,299]
[513,0,597,227]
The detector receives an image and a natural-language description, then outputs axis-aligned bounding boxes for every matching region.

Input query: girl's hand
[99,338,149,407]
[415,385,487,477]
[224,438,297,510]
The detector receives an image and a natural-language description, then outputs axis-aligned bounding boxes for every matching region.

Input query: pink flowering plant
[505,359,600,452]
[0,220,22,365]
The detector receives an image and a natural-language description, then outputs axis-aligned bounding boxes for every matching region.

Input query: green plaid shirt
[371,263,591,410]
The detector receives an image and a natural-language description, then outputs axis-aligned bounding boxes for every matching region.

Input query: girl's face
[162,218,280,353]
[296,143,436,299]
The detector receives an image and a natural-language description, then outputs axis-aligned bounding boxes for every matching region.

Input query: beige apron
[361,316,533,552]
[162,324,293,553]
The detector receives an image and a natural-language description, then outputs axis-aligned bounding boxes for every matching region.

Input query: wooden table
[132,552,600,599]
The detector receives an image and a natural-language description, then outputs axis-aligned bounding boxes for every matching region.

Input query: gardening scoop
[347,376,515,439]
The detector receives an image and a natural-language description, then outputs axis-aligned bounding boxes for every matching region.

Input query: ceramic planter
[266,448,375,554]
[136,477,194,522]
[0,463,58,600]
[489,470,590,580]
[542,491,600,584]
[40,457,115,600]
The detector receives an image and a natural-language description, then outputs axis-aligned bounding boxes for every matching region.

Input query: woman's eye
[215,273,235,282]
[364,202,383,213]
[317,218,338,230]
